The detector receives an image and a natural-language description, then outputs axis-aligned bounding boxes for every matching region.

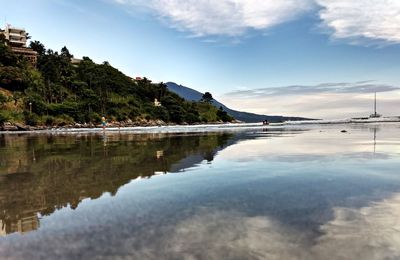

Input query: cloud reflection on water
[1,124,400,259]
[219,125,399,163]
[148,194,400,260]
[313,194,400,260]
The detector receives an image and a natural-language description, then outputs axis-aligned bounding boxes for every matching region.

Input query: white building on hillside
[0,24,38,66]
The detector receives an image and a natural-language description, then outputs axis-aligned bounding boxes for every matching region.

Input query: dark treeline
[0,37,233,126]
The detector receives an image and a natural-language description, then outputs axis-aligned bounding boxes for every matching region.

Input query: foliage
[0,92,7,105]
[0,111,9,125]
[24,111,39,126]
[217,106,234,122]
[29,41,45,56]
[0,38,235,126]
[201,92,213,103]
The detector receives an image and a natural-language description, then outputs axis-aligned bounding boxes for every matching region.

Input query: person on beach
[101,116,107,130]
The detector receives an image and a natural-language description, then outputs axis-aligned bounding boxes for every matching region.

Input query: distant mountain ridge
[166,82,311,123]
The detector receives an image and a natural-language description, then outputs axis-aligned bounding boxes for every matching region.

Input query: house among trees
[135,77,152,83]
[70,57,82,65]
[154,98,162,107]
[0,24,38,66]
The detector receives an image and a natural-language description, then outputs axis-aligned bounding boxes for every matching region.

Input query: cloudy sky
[2,0,400,118]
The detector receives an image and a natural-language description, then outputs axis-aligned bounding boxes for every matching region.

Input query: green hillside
[0,38,233,128]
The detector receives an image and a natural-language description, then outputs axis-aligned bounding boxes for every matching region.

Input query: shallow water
[0,123,400,259]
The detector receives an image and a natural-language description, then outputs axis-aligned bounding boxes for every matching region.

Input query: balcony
[9,32,26,37]
[9,35,25,40]
[8,27,25,33]
[9,39,25,44]
[11,47,37,55]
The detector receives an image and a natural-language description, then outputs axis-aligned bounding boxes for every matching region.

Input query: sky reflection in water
[0,123,400,259]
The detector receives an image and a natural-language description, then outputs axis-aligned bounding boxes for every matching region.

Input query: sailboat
[369,92,381,118]
[350,92,400,123]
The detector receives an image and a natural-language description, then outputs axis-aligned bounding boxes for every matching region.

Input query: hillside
[0,38,234,129]
[166,82,311,123]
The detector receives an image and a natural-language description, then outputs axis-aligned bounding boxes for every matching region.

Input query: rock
[230,120,241,124]
[125,121,134,127]
[1,124,18,131]
[14,123,30,131]
[154,120,165,126]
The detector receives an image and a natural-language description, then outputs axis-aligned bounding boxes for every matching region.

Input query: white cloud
[113,0,400,45]
[221,82,400,119]
[225,81,400,98]
[316,0,400,45]
[112,0,314,37]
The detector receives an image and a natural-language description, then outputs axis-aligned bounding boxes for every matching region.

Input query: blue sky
[1,0,400,118]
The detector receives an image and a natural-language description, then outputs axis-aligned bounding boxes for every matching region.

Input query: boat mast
[369,92,381,118]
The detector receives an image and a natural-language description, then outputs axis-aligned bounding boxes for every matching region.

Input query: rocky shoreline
[0,119,241,132]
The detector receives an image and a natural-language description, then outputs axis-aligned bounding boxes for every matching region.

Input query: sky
[1,0,400,119]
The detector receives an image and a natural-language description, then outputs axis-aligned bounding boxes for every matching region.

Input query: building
[154,98,162,107]
[0,24,38,66]
[70,57,83,66]
[0,214,40,236]
[135,77,152,83]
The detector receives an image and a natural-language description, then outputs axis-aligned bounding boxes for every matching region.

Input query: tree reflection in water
[0,132,233,236]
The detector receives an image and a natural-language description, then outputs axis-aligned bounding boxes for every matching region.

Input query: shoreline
[0,122,270,135]
[1,120,399,135]
[0,119,241,132]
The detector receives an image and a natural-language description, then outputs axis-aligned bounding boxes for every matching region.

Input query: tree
[0,66,25,91]
[202,92,213,103]
[0,34,6,44]
[217,106,232,122]
[30,41,46,56]
[61,46,73,59]
[0,42,18,66]
[157,82,167,100]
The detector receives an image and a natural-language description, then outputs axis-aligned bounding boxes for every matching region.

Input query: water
[0,123,400,259]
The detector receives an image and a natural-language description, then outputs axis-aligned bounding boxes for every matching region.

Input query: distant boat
[268,91,400,126]
[351,92,382,121]
[369,92,381,118]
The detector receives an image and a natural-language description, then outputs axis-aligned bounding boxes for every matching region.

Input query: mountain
[166,82,311,123]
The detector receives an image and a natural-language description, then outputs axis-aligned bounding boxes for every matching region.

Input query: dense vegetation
[0,37,233,127]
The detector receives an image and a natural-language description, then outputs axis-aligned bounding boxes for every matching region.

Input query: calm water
[0,123,400,259]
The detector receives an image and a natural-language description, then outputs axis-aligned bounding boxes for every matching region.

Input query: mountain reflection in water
[0,124,400,260]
